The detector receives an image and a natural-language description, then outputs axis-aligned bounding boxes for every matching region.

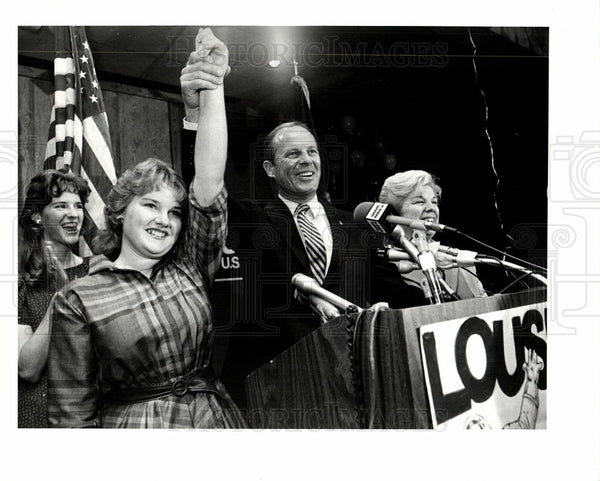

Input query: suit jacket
[215,197,373,399]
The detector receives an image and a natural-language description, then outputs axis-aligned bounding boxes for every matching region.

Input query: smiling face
[38,192,84,248]
[263,125,321,203]
[120,187,183,266]
[398,184,440,240]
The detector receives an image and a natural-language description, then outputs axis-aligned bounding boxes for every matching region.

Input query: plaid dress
[47,187,246,428]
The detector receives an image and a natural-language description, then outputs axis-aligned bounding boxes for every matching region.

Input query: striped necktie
[295,203,327,284]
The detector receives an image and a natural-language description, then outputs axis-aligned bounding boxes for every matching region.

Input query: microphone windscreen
[353,201,375,223]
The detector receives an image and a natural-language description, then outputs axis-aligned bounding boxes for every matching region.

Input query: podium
[245,288,546,429]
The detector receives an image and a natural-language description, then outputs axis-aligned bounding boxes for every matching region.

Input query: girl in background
[18,168,91,427]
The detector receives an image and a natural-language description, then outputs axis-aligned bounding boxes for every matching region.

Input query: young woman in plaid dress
[46,28,246,428]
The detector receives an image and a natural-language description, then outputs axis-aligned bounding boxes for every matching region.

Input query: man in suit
[179,43,418,408]
[228,121,374,346]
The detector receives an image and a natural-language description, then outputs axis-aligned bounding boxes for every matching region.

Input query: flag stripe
[81,167,107,231]
[54,57,75,75]
[82,135,115,202]
[54,87,77,108]
[83,115,117,184]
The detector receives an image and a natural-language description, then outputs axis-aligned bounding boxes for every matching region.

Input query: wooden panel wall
[17,65,185,208]
[18,71,53,199]
[114,92,172,168]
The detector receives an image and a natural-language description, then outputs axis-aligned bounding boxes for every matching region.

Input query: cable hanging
[466,27,516,259]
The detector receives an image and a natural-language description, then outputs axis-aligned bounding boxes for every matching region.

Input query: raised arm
[180,28,229,206]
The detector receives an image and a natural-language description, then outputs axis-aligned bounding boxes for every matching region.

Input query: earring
[35,218,42,225]
[118,217,124,224]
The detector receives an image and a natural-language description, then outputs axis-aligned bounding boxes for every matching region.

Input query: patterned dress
[47,187,246,428]
[18,259,89,428]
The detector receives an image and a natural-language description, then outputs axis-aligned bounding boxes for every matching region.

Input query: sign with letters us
[419,302,547,430]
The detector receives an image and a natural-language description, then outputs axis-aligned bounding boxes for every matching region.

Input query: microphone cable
[497,272,536,295]
[477,254,545,291]
[456,266,495,296]
[454,229,547,274]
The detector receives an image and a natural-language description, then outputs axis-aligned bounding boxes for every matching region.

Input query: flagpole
[69,26,82,175]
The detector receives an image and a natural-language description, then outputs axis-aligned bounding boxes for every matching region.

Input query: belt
[104,369,222,404]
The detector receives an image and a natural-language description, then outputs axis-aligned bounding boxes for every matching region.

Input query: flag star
[80,71,87,79]
[80,54,89,64]
[91,79,99,89]
[83,41,90,50]
[90,94,98,103]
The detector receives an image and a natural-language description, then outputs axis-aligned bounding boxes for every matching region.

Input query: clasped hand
[180,28,230,113]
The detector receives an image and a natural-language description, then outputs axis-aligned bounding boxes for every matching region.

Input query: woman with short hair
[379,170,486,301]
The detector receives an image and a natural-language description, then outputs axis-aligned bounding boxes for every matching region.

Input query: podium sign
[245,288,547,429]
[419,302,547,429]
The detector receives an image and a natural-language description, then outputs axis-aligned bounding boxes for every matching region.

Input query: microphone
[377,247,413,262]
[377,247,420,273]
[436,245,547,285]
[292,273,363,313]
[353,201,457,234]
[387,227,443,303]
[388,226,421,264]
[412,229,444,304]
[436,245,479,267]
[294,291,343,321]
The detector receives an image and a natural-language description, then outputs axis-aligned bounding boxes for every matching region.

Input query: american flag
[44,26,117,246]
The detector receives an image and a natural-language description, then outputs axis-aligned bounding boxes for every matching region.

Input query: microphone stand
[436,272,460,301]
[475,257,548,286]
[412,230,444,304]
[388,226,445,304]
[437,245,547,286]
